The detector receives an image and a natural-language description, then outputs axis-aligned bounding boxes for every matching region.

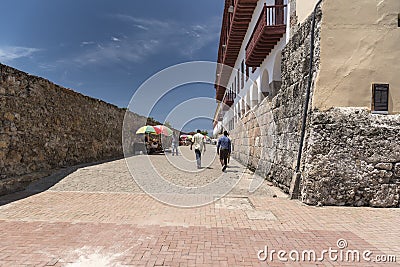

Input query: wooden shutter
[372,84,389,112]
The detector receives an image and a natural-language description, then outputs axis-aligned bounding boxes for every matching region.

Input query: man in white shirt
[190,130,206,169]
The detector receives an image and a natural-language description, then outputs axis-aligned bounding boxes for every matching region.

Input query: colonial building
[213,0,400,207]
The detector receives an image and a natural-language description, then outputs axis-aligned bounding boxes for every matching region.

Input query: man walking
[171,133,179,156]
[190,130,206,169]
[217,131,231,172]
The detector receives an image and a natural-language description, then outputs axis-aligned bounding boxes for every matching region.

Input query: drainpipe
[290,0,323,199]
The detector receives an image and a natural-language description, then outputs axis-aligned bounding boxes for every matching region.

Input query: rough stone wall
[301,108,400,207]
[0,64,146,195]
[230,8,321,193]
[230,5,400,207]
[288,0,299,38]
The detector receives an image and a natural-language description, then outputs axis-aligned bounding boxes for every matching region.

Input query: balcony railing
[217,112,224,120]
[223,90,236,107]
[218,0,257,67]
[245,4,287,67]
[215,0,258,101]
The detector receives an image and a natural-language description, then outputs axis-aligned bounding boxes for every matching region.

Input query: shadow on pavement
[196,167,214,170]
[0,157,122,207]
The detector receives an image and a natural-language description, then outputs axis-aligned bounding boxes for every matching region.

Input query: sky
[0,0,224,133]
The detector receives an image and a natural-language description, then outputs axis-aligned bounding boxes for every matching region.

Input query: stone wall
[0,64,146,195]
[230,8,322,193]
[301,108,400,207]
[230,5,400,207]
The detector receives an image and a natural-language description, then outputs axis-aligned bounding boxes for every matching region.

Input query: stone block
[369,184,399,207]
[395,163,400,177]
[303,108,400,207]
[4,112,15,121]
[375,162,393,171]
[0,141,8,149]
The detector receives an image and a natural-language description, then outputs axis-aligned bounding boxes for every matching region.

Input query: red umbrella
[154,125,173,136]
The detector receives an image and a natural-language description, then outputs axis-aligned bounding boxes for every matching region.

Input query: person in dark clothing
[217,131,231,172]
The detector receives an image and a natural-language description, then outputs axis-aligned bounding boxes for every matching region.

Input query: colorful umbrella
[180,134,193,140]
[154,125,173,136]
[136,125,157,134]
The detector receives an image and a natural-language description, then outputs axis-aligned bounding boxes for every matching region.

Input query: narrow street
[0,146,398,266]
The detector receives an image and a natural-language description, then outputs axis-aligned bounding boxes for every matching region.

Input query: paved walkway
[0,146,399,266]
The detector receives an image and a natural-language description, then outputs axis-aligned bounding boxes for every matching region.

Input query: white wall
[296,0,320,24]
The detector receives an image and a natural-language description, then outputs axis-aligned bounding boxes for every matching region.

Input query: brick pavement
[0,146,399,266]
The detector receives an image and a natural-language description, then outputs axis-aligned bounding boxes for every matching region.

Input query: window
[372,83,389,113]
[246,65,249,81]
[234,77,237,94]
[241,60,244,89]
[398,13,400,27]
[237,70,240,91]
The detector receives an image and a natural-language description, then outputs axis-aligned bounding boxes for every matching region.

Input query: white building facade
[213,0,290,136]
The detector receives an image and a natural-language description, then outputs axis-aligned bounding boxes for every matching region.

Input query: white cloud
[81,41,95,46]
[0,46,41,63]
[135,24,149,31]
[121,15,220,56]
[71,14,220,66]
[112,14,171,29]
[180,21,220,57]
[74,38,160,65]
[38,63,57,71]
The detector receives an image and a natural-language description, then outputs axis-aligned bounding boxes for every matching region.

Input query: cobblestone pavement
[0,146,399,266]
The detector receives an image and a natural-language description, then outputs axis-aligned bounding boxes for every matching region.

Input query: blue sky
[0,0,223,133]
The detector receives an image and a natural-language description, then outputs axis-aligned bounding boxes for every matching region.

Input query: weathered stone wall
[0,64,146,195]
[230,5,400,207]
[301,108,400,207]
[230,8,321,193]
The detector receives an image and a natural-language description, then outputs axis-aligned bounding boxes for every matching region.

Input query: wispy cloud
[74,39,160,65]
[135,24,149,31]
[112,14,171,29]
[81,41,95,46]
[181,21,220,57]
[38,63,57,71]
[71,14,220,66]
[0,46,41,63]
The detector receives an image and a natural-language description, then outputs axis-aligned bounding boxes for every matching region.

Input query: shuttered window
[237,70,240,91]
[241,60,244,89]
[372,84,389,112]
[398,13,400,27]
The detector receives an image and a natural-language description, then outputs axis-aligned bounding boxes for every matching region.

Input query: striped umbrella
[180,134,193,140]
[154,125,173,136]
[135,125,157,134]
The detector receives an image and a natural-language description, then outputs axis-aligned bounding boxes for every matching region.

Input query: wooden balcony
[218,0,258,68]
[245,4,287,67]
[215,0,258,101]
[223,90,236,107]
